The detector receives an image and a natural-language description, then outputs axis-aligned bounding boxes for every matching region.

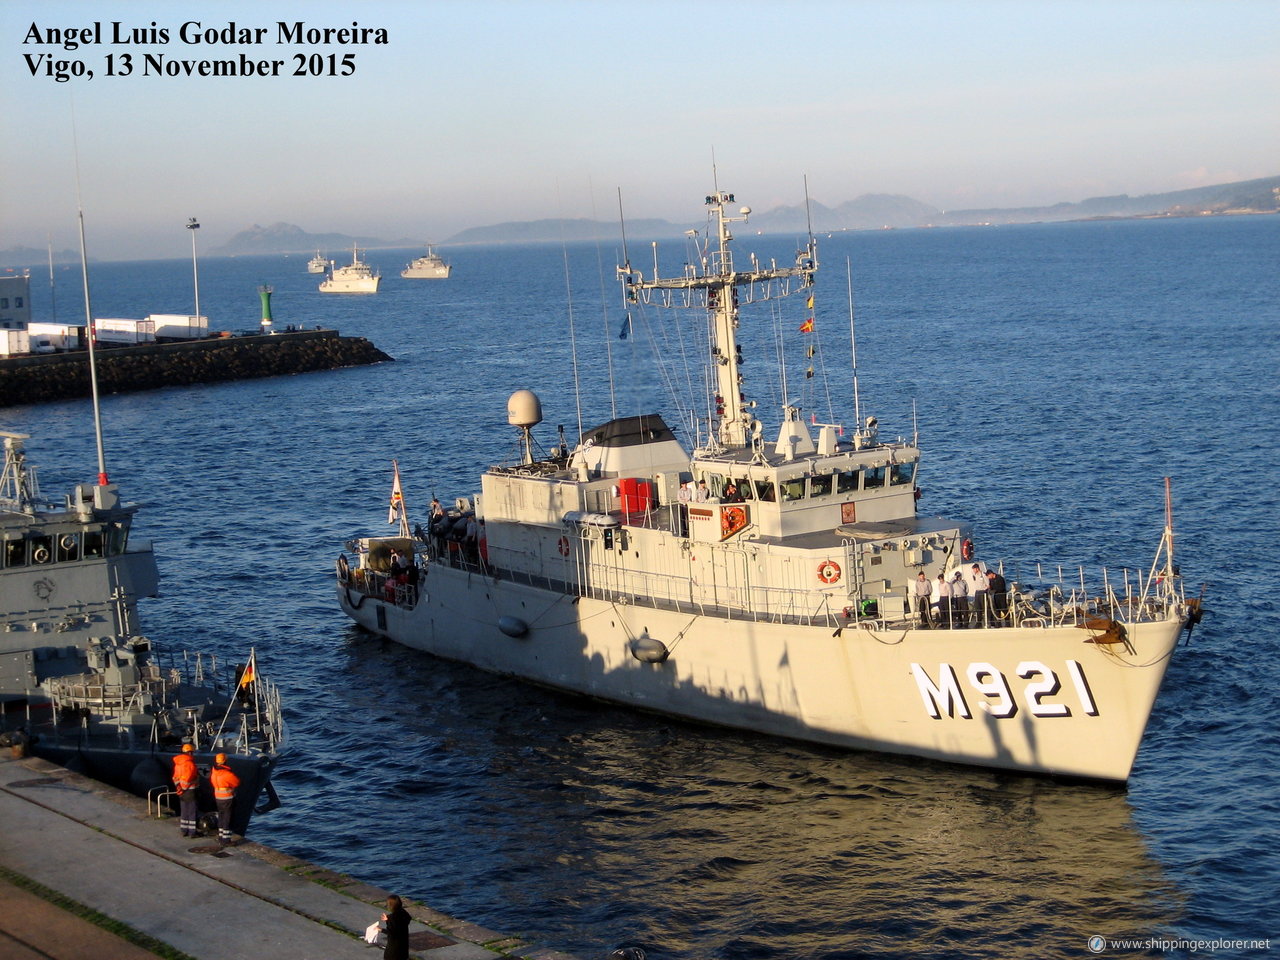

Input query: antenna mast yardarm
[621,191,818,449]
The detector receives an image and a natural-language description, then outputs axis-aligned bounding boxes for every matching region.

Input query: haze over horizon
[3,0,1277,260]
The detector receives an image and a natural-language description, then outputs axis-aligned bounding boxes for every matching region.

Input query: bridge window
[56,533,80,562]
[754,479,777,502]
[781,478,805,502]
[3,538,25,568]
[809,474,832,497]
[106,522,128,556]
[836,469,859,494]
[83,529,105,559]
[865,466,886,489]
[30,535,53,564]
[890,462,916,486]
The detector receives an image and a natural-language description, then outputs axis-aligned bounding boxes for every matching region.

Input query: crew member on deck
[951,570,969,626]
[935,572,952,628]
[968,563,990,628]
[987,567,1009,626]
[914,571,934,628]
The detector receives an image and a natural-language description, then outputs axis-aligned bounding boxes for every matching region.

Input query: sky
[2,0,1277,260]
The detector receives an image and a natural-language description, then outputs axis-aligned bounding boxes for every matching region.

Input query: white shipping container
[94,318,156,343]
[0,330,30,356]
[147,313,207,339]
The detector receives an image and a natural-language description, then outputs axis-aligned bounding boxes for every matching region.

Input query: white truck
[93,318,156,344]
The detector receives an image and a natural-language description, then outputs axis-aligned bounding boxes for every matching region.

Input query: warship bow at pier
[0,431,283,835]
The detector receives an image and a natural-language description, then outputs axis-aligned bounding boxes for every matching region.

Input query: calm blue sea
[4,214,1278,959]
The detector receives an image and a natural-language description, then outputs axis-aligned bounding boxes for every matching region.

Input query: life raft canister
[961,538,974,561]
[817,559,841,584]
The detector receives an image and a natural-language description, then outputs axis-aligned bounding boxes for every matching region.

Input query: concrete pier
[0,753,579,960]
[0,330,392,406]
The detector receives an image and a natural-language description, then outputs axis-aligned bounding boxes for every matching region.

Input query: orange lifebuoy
[961,538,974,561]
[720,505,748,540]
[817,559,841,584]
[557,535,570,556]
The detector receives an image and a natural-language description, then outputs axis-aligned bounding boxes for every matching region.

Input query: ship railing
[45,676,163,717]
[481,558,844,628]
[874,561,1186,631]
[340,565,421,609]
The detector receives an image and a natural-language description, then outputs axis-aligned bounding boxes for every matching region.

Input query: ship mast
[620,190,818,450]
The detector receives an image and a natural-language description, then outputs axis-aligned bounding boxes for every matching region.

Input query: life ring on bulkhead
[336,554,350,584]
[817,559,841,584]
[60,535,78,551]
[33,546,51,564]
[961,538,975,561]
[557,535,571,557]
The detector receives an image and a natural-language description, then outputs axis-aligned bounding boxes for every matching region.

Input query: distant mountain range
[225,175,1274,253]
[209,222,422,257]
[4,176,1275,266]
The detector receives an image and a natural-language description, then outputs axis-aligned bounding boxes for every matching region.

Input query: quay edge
[0,753,582,960]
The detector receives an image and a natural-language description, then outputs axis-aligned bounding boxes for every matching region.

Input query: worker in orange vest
[210,753,241,845]
[171,743,200,838]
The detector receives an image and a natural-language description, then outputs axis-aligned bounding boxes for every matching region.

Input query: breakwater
[0,330,391,406]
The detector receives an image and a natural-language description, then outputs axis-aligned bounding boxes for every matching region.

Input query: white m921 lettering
[910,660,1099,720]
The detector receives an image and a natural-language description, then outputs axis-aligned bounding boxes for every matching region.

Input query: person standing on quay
[210,753,240,845]
[171,743,199,838]
[381,894,411,960]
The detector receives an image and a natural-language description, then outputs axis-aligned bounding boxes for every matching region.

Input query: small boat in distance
[401,245,451,279]
[319,246,380,294]
[306,250,328,274]
[335,186,1197,783]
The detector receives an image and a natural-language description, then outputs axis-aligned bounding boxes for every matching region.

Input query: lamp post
[186,217,201,322]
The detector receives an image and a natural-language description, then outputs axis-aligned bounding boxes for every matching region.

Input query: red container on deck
[619,478,654,514]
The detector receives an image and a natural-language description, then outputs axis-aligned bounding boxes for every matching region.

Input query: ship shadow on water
[257,622,1185,960]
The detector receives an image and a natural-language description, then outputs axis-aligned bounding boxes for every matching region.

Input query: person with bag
[380,895,411,960]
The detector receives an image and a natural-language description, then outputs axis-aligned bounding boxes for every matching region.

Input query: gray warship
[0,430,283,836]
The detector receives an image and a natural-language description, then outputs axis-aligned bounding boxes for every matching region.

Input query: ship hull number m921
[911,660,1099,720]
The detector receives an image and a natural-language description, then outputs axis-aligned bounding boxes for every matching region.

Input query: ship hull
[400,264,450,279]
[339,566,1180,782]
[319,276,380,293]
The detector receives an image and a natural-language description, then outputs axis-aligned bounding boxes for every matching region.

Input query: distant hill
[442,175,1279,242]
[0,247,85,267]
[208,222,420,257]
[56,175,1273,264]
[933,175,1280,226]
[447,217,675,244]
